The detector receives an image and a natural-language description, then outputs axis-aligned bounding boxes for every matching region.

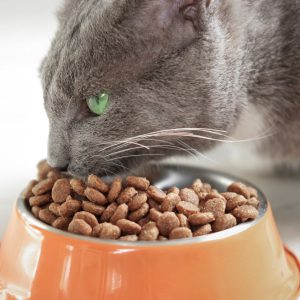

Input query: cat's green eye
[87,92,109,115]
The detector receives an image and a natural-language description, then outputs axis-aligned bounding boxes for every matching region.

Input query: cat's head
[40,0,245,177]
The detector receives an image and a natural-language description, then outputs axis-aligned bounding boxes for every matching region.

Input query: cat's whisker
[176,139,217,164]
[106,153,164,162]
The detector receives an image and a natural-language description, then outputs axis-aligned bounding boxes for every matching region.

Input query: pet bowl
[0,163,299,300]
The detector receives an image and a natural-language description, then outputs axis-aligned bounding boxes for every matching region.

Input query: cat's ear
[153,0,202,30]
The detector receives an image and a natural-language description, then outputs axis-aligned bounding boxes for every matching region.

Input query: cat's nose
[47,129,70,171]
[47,151,70,171]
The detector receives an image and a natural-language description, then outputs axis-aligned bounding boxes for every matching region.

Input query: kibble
[126,176,150,191]
[212,214,237,232]
[24,160,260,241]
[179,188,199,206]
[147,186,166,203]
[87,174,109,193]
[70,179,86,196]
[128,192,147,211]
[74,211,98,228]
[84,187,107,205]
[110,203,128,224]
[169,227,192,240]
[139,222,159,241]
[118,187,138,204]
[52,179,70,203]
[82,201,105,215]
[157,212,180,237]
[188,212,215,226]
[107,177,122,202]
[232,205,259,220]
[68,219,92,236]
[116,219,141,235]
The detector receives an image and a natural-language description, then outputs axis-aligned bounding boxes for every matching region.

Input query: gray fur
[40,0,300,177]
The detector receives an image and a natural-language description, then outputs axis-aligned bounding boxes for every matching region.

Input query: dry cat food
[23,160,260,241]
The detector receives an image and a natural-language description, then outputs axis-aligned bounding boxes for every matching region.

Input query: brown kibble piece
[32,178,54,196]
[52,217,71,230]
[248,186,258,198]
[177,213,190,228]
[247,197,260,209]
[200,183,212,193]
[149,208,162,222]
[148,199,161,211]
[169,227,192,240]
[100,203,118,222]
[85,187,107,205]
[139,222,159,241]
[52,178,71,203]
[212,214,237,232]
[39,209,57,225]
[232,205,259,219]
[110,204,128,224]
[126,176,150,191]
[128,203,149,222]
[87,174,109,193]
[70,179,86,196]
[179,188,199,206]
[74,211,98,228]
[203,198,226,217]
[157,212,180,237]
[29,194,51,207]
[82,201,105,216]
[58,196,82,217]
[49,203,61,216]
[158,235,168,241]
[116,219,141,235]
[117,187,138,204]
[176,201,199,217]
[226,195,248,211]
[31,206,41,218]
[188,212,215,226]
[92,224,103,237]
[161,193,181,212]
[228,182,251,199]
[191,179,203,193]
[137,215,151,227]
[107,177,122,202]
[128,192,147,211]
[167,187,180,195]
[47,170,62,181]
[99,223,121,240]
[23,180,38,199]
[147,186,166,203]
[37,160,53,180]
[120,235,138,242]
[205,192,225,202]
[193,224,212,237]
[221,192,238,201]
[68,219,92,236]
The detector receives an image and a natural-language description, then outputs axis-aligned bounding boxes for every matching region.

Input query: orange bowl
[0,164,299,300]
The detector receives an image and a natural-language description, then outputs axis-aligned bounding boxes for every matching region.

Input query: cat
[40,0,300,178]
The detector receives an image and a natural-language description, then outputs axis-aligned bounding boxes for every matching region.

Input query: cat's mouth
[66,156,144,179]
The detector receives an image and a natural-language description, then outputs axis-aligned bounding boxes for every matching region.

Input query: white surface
[0,0,299,261]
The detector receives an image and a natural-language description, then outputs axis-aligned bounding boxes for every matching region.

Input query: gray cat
[40,0,300,178]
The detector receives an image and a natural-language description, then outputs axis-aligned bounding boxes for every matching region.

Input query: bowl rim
[18,163,268,248]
